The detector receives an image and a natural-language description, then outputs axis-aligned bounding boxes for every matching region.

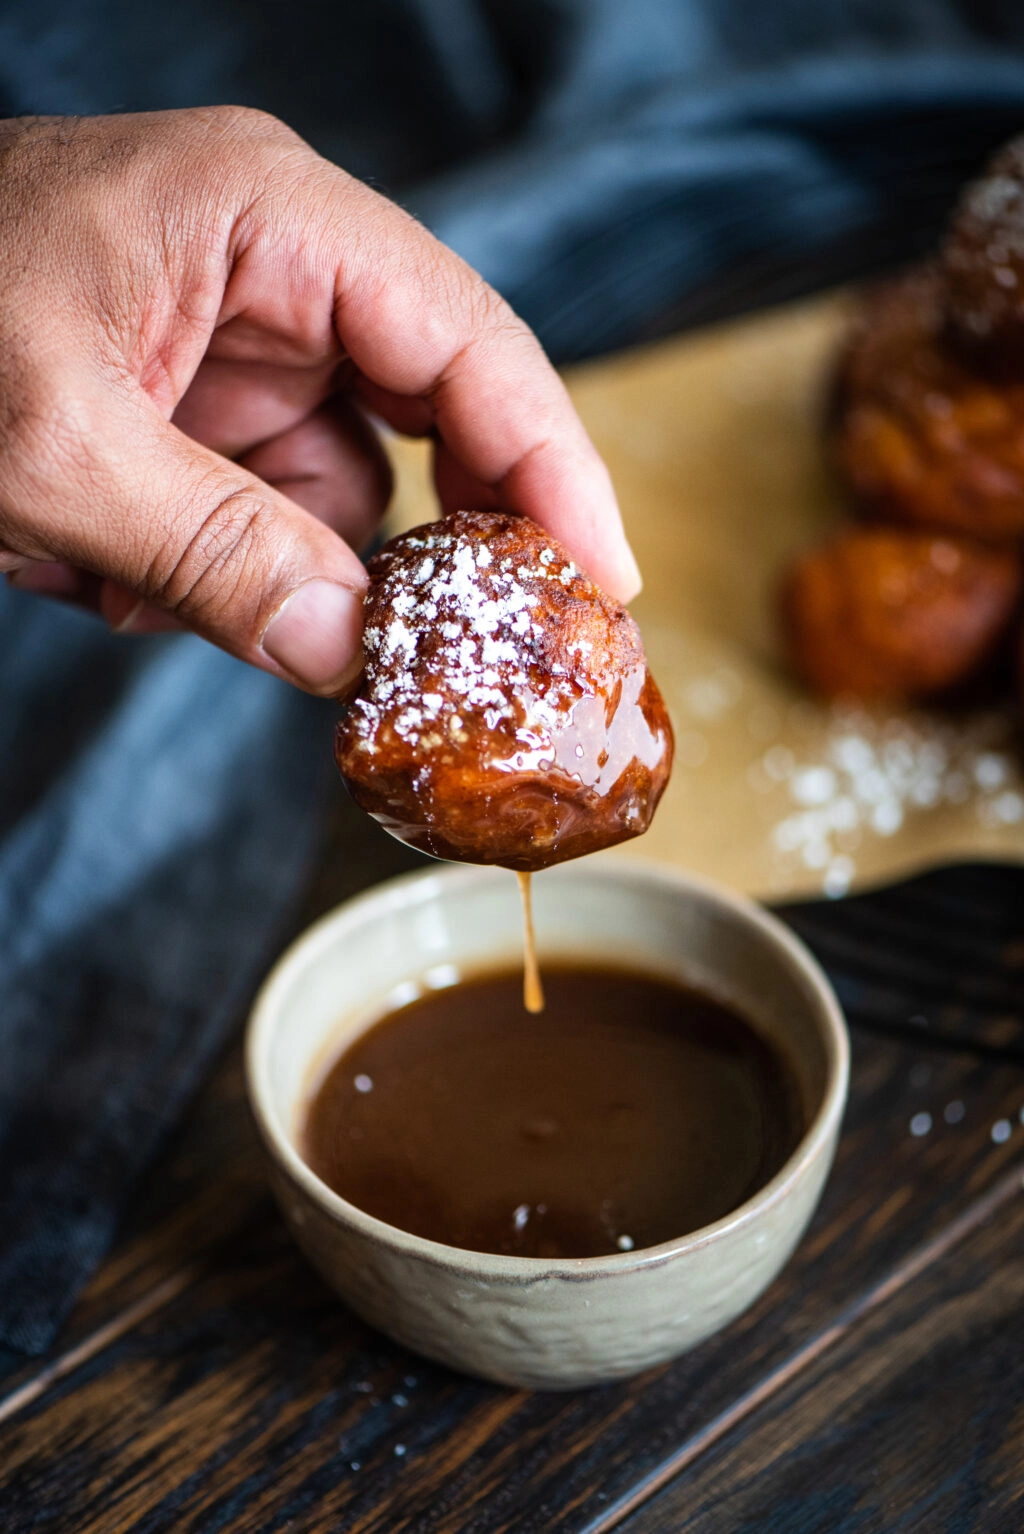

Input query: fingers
[171,356,340,460]
[5,389,389,648]
[0,104,637,712]
[8,561,184,633]
[432,439,502,515]
[8,561,102,605]
[308,180,641,601]
[174,357,392,550]
[239,396,392,553]
[364,355,640,600]
[1,379,370,694]
[100,581,185,633]
[226,163,640,600]
[350,376,434,440]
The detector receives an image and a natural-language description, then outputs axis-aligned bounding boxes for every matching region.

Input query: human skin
[0,108,640,694]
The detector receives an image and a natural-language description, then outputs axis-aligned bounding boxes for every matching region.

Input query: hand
[0,108,640,694]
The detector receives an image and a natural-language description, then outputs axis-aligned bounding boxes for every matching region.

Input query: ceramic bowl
[246,860,848,1390]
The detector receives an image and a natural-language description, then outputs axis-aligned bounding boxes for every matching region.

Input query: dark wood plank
[617,1166,1024,1534]
[782,863,1024,1058]
[3,1027,1024,1534]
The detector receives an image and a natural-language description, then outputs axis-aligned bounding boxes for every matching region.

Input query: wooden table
[2,784,1024,1533]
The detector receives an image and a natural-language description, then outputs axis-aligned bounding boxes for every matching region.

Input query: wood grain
[2,863,1023,1533]
[783,863,1024,1058]
[618,1167,1024,1534]
[3,1033,1023,1532]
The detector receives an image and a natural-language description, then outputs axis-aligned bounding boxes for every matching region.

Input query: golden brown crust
[942,136,1024,372]
[335,510,673,871]
[780,528,1023,701]
[831,266,1024,540]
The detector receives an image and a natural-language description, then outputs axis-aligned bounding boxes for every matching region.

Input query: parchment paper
[385,292,1024,899]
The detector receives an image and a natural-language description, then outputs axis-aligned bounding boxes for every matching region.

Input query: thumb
[7,386,369,694]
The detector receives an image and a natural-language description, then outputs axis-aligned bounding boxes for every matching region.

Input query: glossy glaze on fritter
[336,511,673,871]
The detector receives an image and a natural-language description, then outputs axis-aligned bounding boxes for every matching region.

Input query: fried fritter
[335,510,673,871]
[780,528,1022,700]
[943,136,1024,372]
[831,267,1024,541]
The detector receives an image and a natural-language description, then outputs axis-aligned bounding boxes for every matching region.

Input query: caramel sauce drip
[517,871,545,1013]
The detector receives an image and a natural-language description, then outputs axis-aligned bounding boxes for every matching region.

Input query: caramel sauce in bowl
[245,861,848,1390]
[302,963,805,1259]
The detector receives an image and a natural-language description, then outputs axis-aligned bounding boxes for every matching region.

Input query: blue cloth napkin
[0,591,335,1352]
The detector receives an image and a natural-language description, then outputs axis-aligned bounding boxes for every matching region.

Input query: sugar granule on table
[753,704,1024,897]
[658,627,1024,899]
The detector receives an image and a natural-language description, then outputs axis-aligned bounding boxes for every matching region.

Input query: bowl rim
[245,858,849,1279]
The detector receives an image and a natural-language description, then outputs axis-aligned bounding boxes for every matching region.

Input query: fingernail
[118,606,185,635]
[261,579,365,693]
[7,561,82,597]
[618,541,643,603]
[111,597,146,632]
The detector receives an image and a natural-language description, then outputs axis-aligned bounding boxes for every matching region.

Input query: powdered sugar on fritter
[351,515,586,756]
